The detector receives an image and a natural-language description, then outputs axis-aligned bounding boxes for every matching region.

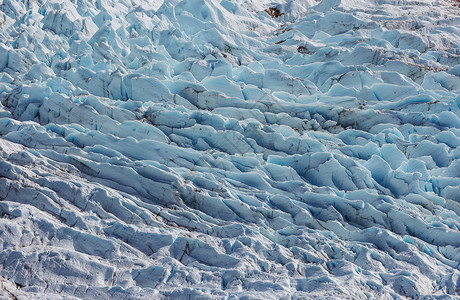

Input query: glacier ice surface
[0,0,460,298]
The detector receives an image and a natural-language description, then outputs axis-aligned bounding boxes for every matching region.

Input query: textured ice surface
[0,0,460,298]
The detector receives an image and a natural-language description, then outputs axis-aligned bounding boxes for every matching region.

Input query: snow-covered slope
[0,0,460,298]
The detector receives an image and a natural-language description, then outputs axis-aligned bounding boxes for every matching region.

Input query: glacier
[0,0,460,298]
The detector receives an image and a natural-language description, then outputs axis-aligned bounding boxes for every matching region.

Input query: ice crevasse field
[0,0,460,298]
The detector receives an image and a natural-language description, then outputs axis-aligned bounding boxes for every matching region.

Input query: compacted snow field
[0,0,460,298]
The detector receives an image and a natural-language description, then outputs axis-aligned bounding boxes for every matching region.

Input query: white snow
[0,0,460,298]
